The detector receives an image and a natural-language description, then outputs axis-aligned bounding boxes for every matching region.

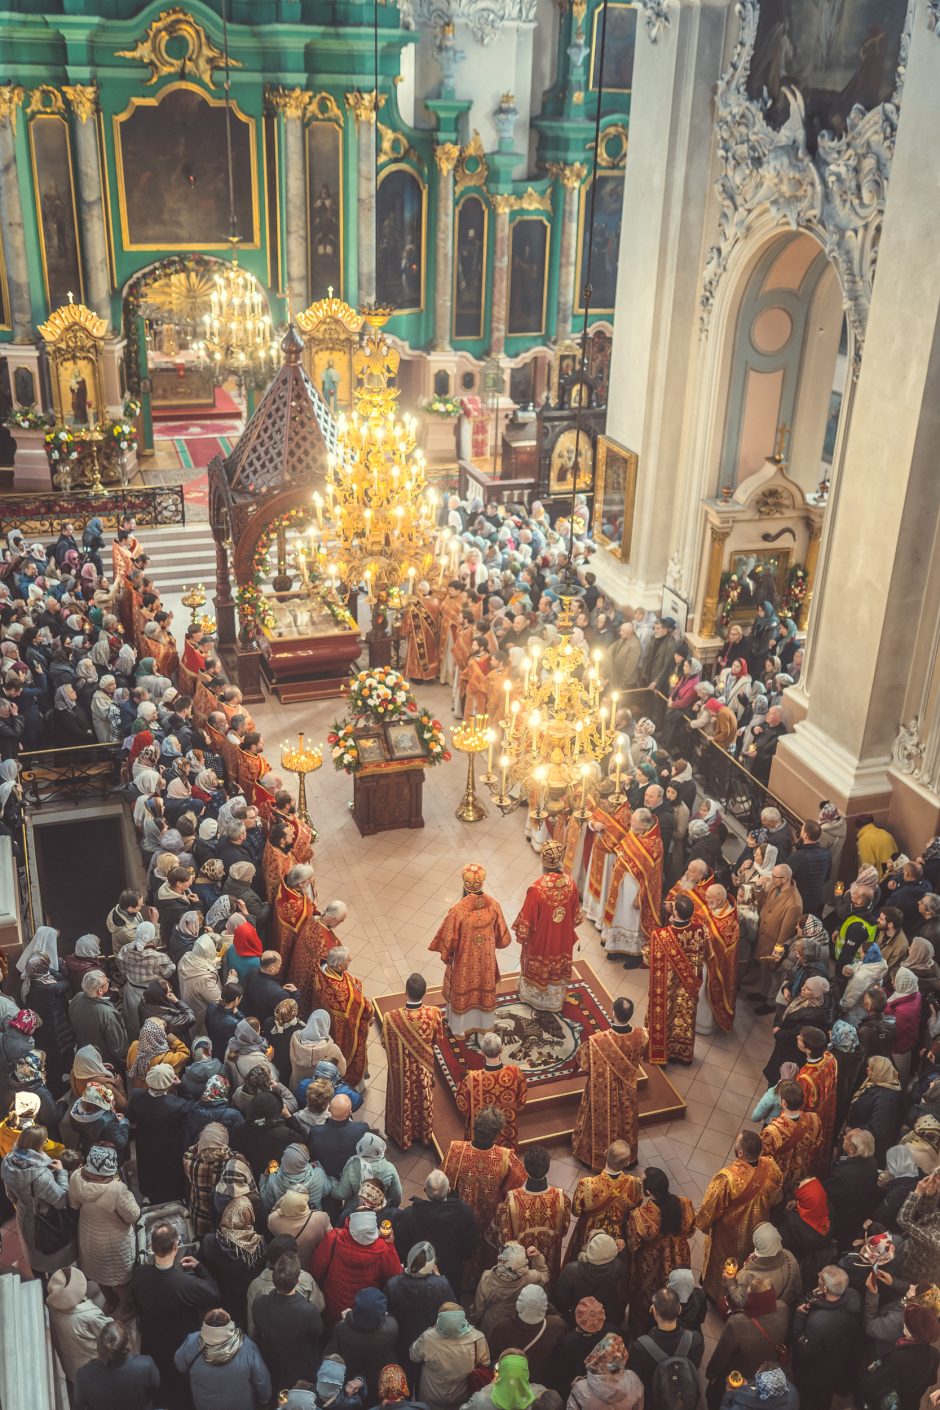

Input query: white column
[0,86,32,340]
[432,143,459,350]
[64,84,112,325]
[348,93,377,307]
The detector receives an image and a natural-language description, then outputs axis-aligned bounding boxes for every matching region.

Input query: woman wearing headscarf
[197,1194,268,1324]
[132,768,163,828]
[720,1363,799,1410]
[1,1123,76,1275]
[469,1242,550,1340]
[225,1019,273,1088]
[68,1142,140,1317]
[90,674,120,742]
[223,861,270,936]
[566,1335,642,1410]
[847,1057,904,1164]
[410,1303,490,1410]
[776,1177,833,1285]
[126,1016,190,1090]
[905,934,940,996]
[267,1186,330,1263]
[260,1140,330,1212]
[228,919,264,985]
[0,757,23,842]
[290,1008,348,1088]
[899,1114,940,1174]
[193,857,225,913]
[661,657,703,751]
[828,1021,866,1132]
[68,1044,127,1111]
[624,1167,696,1335]
[129,1061,191,1203]
[762,975,831,1082]
[178,935,223,1035]
[886,966,924,1084]
[182,1122,233,1236]
[487,1285,566,1389]
[54,682,93,743]
[19,953,74,1091]
[175,1307,271,1410]
[168,908,204,966]
[840,936,888,1024]
[0,1008,39,1108]
[262,996,302,1080]
[332,1131,403,1211]
[45,1264,111,1389]
[115,922,174,1039]
[874,1143,922,1227]
[384,1241,457,1381]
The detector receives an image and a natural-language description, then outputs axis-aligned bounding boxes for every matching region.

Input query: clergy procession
[1,497,940,1410]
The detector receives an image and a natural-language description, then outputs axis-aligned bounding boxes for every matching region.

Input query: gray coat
[67,992,128,1068]
[174,1330,272,1410]
[1,1146,75,1273]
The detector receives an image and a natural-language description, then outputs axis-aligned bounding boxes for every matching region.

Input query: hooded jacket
[310,1224,403,1324]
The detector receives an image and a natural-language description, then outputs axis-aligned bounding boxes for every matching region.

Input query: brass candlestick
[85,422,106,494]
[452,716,489,823]
[280,732,323,838]
[181,582,208,625]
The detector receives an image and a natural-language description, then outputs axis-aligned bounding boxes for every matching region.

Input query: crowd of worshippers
[0,507,938,1410]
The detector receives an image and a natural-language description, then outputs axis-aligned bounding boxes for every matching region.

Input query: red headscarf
[128,729,155,765]
[9,1008,39,1036]
[795,1177,830,1235]
[232,922,263,958]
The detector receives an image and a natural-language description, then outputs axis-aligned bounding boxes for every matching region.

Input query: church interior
[1,1,940,1407]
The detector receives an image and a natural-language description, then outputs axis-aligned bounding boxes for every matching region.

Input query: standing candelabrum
[280,732,323,839]
[85,421,107,494]
[181,582,208,626]
[452,715,490,823]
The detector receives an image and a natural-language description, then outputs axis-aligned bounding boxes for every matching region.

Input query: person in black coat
[548,1305,616,1395]
[131,1221,219,1410]
[822,1129,880,1253]
[788,822,832,916]
[128,1065,193,1203]
[391,1172,478,1297]
[791,1267,861,1410]
[263,1001,303,1081]
[856,989,897,1060]
[230,1091,304,1179]
[385,1241,455,1378]
[197,1194,268,1326]
[74,1321,160,1410]
[242,952,297,1023]
[206,984,244,1061]
[326,1287,399,1402]
[860,1304,940,1410]
[20,959,74,1091]
[846,1059,905,1165]
[873,1145,921,1227]
[137,978,195,1047]
[307,1096,372,1180]
[252,1251,323,1395]
[644,788,675,857]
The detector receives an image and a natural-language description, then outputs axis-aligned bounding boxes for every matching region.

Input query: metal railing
[0,484,185,536]
[19,741,123,808]
[619,687,802,834]
[19,818,34,933]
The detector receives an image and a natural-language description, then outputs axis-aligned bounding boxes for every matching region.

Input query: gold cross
[773,423,790,462]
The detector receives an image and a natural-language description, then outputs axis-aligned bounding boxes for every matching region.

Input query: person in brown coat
[753,864,803,1001]
[704,1278,790,1408]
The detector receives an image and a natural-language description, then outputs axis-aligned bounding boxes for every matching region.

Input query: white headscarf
[299,1010,331,1044]
[0,758,19,812]
[16,925,58,975]
[133,770,163,827]
[887,967,920,1000]
[129,920,158,953]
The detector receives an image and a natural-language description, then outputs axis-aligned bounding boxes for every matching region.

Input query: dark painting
[578,171,623,312]
[508,218,548,336]
[376,168,424,311]
[30,117,83,309]
[117,87,256,248]
[592,3,637,90]
[454,194,486,339]
[0,239,8,328]
[308,122,342,299]
[747,0,906,148]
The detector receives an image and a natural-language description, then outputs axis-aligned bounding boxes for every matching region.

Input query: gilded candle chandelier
[195,257,280,379]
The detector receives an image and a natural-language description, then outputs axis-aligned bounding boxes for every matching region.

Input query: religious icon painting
[307,122,343,298]
[454,194,487,339]
[376,168,425,311]
[507,218,549,336]
[548,426,595,497]
[355,730,388,766]
[577,172,624,313]
[384,721,427,761]
[591,3,637,91]
[28,114,83,309]
[593,434,638,561]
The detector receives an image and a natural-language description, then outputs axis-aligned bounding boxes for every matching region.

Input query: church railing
[0,484,185,537]
[618,687,801,836]
[19,741,123,808]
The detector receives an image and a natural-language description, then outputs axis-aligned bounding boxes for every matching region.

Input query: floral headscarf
[829,1020,859,1054]
[130,1018,169,1078]
[217,1194,264,1262]
[755,1367,789,1400]
[378,1366,410,1404]
[585,1334,628,1376]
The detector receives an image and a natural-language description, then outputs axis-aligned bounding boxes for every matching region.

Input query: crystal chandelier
[194,255,279,382]
[322,315,437,601]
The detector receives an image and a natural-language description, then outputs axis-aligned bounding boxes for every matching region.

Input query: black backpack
[638,1331,701,1410]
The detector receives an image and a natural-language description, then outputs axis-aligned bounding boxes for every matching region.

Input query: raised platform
[375,959,686,1158]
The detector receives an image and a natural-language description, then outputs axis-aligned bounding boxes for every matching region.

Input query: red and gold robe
[512,870,583,1010]
[494,1183,572,1281]
[571,1026,648,1170]
[262,841,293,909]
[429,892,511,1028]
[455,1064,528,1151]
[644,921,706,1065]
[179,636,206,695]
[760,1109,823,1195]
[442,1139,526,1288]
[694,1156,784,1301]
[625,1195,697,1334]
[401,596,442,681]
[699,898,740,1032]
[796,1053,839,1176]
[566,1169,643,1263]
[585,803,632,911]
[315,962,373,1087]
[272,807,313,865]
[438,592,464,683]
[383,1002,444,1151]
[602,821,664,936]
[273,876,316,973]
[112,537,136,585]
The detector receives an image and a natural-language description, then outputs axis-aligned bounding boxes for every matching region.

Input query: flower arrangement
[122,396,142,420]
[718,571,743,629]
[780,564,808,620]
[109,419,139,455]
[414,709,450,763]
[348,666,416,720]
[425,393,460,417]
[5,407,50,431]
[327,719,362,772]
[44,425,79,464]
[236,582,275,632]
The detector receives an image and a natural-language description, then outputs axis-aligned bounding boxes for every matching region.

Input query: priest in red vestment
[566,1142,643,1262]
[272,860,319,976]
[571,996,647,1171]
[644,892,706,1065]
[601,808,664,967]
[383,973,444,1151]
[697,883,740,1035]
[512,840,583,1012]
[795,1026,839,1175]
[429,863,511,1036]
[401,585,442,681]
[262,823,295,907]
[283,879,348,1013]
[442,1106,526,1289]
[315,944,373,1087]
[455,1032,528,1150]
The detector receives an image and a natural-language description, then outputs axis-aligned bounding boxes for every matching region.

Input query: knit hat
[667,1269,695,1305]
[516,1285,548,1324]
[350,1287,388,1331]
[145,1063,178,1091]
[84,1144,118,1176]
[755,1368,788,1399]
[575,1297,606,1333]
[583,1232,618,1265]
[904,1304,940,1344]
[751,1222,783,1257]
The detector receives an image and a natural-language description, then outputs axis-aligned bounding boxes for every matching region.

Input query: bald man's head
[329,1094,352,1122]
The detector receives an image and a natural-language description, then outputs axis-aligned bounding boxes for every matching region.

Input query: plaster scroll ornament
[411,0,538,45]
[892,716,934,790]
[635,0,671,43]
[700,0,915,378]
[115,7,240,88]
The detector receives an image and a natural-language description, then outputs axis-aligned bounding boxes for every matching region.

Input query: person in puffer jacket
[310,1208,403,1325]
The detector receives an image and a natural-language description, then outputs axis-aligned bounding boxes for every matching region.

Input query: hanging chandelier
[321,314,437,602]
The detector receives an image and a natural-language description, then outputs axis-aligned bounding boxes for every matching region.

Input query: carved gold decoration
[596,123,628,167]
[434,141,460,175]
[38,295,108,430]
[345,90,386,123]
[296,292,364,337]
[116,7,238,88]
[500,90,516,105]
[378,122,414,162]
[63,84,99,123]
[307,91,343,123]
[28,86,65,115]
[144,267,218,323]
[296,291,363,415]
[700,524,733,639]
[267,85,312,120]
[548,160,587,188]
[493,185,554,213]
[572,90,585,105]
[0,84,25,131]
[38,298,109,344]
[754,488,789,518]
[454,130,488,193]
[491,193,515,215]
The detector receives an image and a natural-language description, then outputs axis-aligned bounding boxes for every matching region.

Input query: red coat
[309,1225,402,1324]
[887,990,922,1053]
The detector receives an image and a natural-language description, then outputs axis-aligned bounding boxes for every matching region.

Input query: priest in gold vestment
[494,1145,572,1280]
[644,893,706,1065]
[571,996,647,1171]
[695,1129,783,1300]
[759,1079,822,1196]
[383,972,444,1150]
[566,1142,643,1263]
[455,1032,528,1150]
[429,863,511,1036]
[442,1106,526,1288]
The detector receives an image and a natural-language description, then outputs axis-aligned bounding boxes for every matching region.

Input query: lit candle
[313,491,323,527]
[553,670,563,709]
[614,751,623,794]
[534,764,548,814]
[486,728,495,775]
[599,706,608,747]
[503,678,512,724]
[529,709,541,760]
[407,566,417,596]
[499,753,509,797]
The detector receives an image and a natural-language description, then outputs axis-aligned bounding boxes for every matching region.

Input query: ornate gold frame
[305,112,344,302]
[28,112,85,307]
[0,229,10,331]
[112,81,260,251]
[506,214,550,337]
[37,299,108,425]
[574,169,624,315]
[589,2,636,92]
[296,292,362,413]
[593,433,639,562]
[375,162,427,315]
[452,192,488,342]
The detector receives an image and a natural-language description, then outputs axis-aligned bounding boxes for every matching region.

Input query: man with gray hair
[68,968,128,1067]
[392,1170,479,1295]
[316,943,373,1087]
[753,862,802,1003]
[791,1263,861,1410]
[275,857,348,1011]
[455,1031,527,1150]
[601,806,664,969]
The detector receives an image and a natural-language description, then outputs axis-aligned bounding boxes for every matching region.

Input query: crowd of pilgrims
[0,501,937,1410]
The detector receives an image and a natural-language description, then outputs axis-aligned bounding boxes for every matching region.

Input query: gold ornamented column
[346,91,378,307]
[0,85,31,339]
[798,521,823,632]
[63,84,112,325]
[268,86,310,311]
[489,194,513,357]
[699,523,732,639]
[551,161,587,345]
[432,142,460,351]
